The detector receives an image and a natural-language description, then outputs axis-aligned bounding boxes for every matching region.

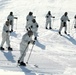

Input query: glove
[6,30,9,33]
[7,19,9,21]
[26,28,28,31]
[62,20,63,22]
[46,16,49,18]
[33,41,35,44]
[34,37,37,40]
[27,19,28,21]
[31,25,33,28]
[28,41,30,44]
[34,16,36,18]
[74,26,76,28]
[36,25,39,28]
[15,17,18,19]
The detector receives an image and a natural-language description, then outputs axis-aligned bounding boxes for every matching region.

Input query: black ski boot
[46,27,48,29]
[18,60,20,64]
[59,31,62,36]
[49,27,52,29]
[64,31,67,34]
[19,61,26,66]
[0,47,4,50]
[8,47,13,51]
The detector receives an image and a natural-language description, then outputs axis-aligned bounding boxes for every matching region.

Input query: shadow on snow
[2,51,15,63]
[35,40,45,50]
[63,35,76,45]
[20,66,36,75]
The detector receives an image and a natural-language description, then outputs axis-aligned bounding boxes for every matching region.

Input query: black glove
[74,26,76,28]
[27,19,28,21]
[62,20,63,22]
[7,19,9,21]
[31,25,33,28]
[28,41,30,44]
[33,41,35,44]
[46,16,49,18]
[34,37,37,40]
[6,30,9,33]
[53,16,55,18]
[15,17,18,19]
[36,25,39,28]
[34,16,36,18]
[68,20,70,22]
[26,28,28,31]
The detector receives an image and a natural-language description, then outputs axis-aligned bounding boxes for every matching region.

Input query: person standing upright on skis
[0,20,13,51]
[18,30,35,66]
[7,12,18,32]
[45,11,55,29]
[59,12,70,35]
[31,19,39,40]
[74,15,76,28]
[26,12,36,31]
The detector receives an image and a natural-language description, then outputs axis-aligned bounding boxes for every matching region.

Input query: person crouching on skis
[18,30,35,66]
[0,20,13,51]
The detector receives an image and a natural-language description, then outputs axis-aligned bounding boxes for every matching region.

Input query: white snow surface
[0,0,76,75]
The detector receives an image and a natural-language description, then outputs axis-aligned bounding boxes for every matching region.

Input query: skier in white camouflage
[0,20,13,51]
[74,15,76,28]
[59,12,70,35]
[18,30,35,66]
[31,19,39,40]
[7,12,18,32]
[26,11,36,31]
[45,11,55,29]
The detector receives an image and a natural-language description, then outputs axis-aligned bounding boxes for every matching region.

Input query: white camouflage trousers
[1,32,10,47]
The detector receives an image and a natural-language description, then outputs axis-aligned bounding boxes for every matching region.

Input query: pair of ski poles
[66,21,76,37]
[19,41,35,65]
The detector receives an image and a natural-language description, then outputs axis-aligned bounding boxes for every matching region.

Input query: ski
[26,64,39,68]
[17,62,39,68]
[0,62,39,69]
[59,33,70,36]
[59,33,62,36]
[66,34,70,36]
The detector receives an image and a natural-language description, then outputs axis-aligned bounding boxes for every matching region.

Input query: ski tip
[59,34,62,36]
[34,65,38,68]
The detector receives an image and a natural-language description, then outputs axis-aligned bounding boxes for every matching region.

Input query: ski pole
[15,19,18,30]
[19,43,29,63]
[52,17,55,29]
[26,44,34,64]
[68,22,70,34]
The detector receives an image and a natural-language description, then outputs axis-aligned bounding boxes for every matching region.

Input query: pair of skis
[18,40,39,68]
[59,33,70,36]
[17,62,39,68]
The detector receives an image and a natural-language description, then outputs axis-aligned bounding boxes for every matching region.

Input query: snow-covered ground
[0,0,76,75]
